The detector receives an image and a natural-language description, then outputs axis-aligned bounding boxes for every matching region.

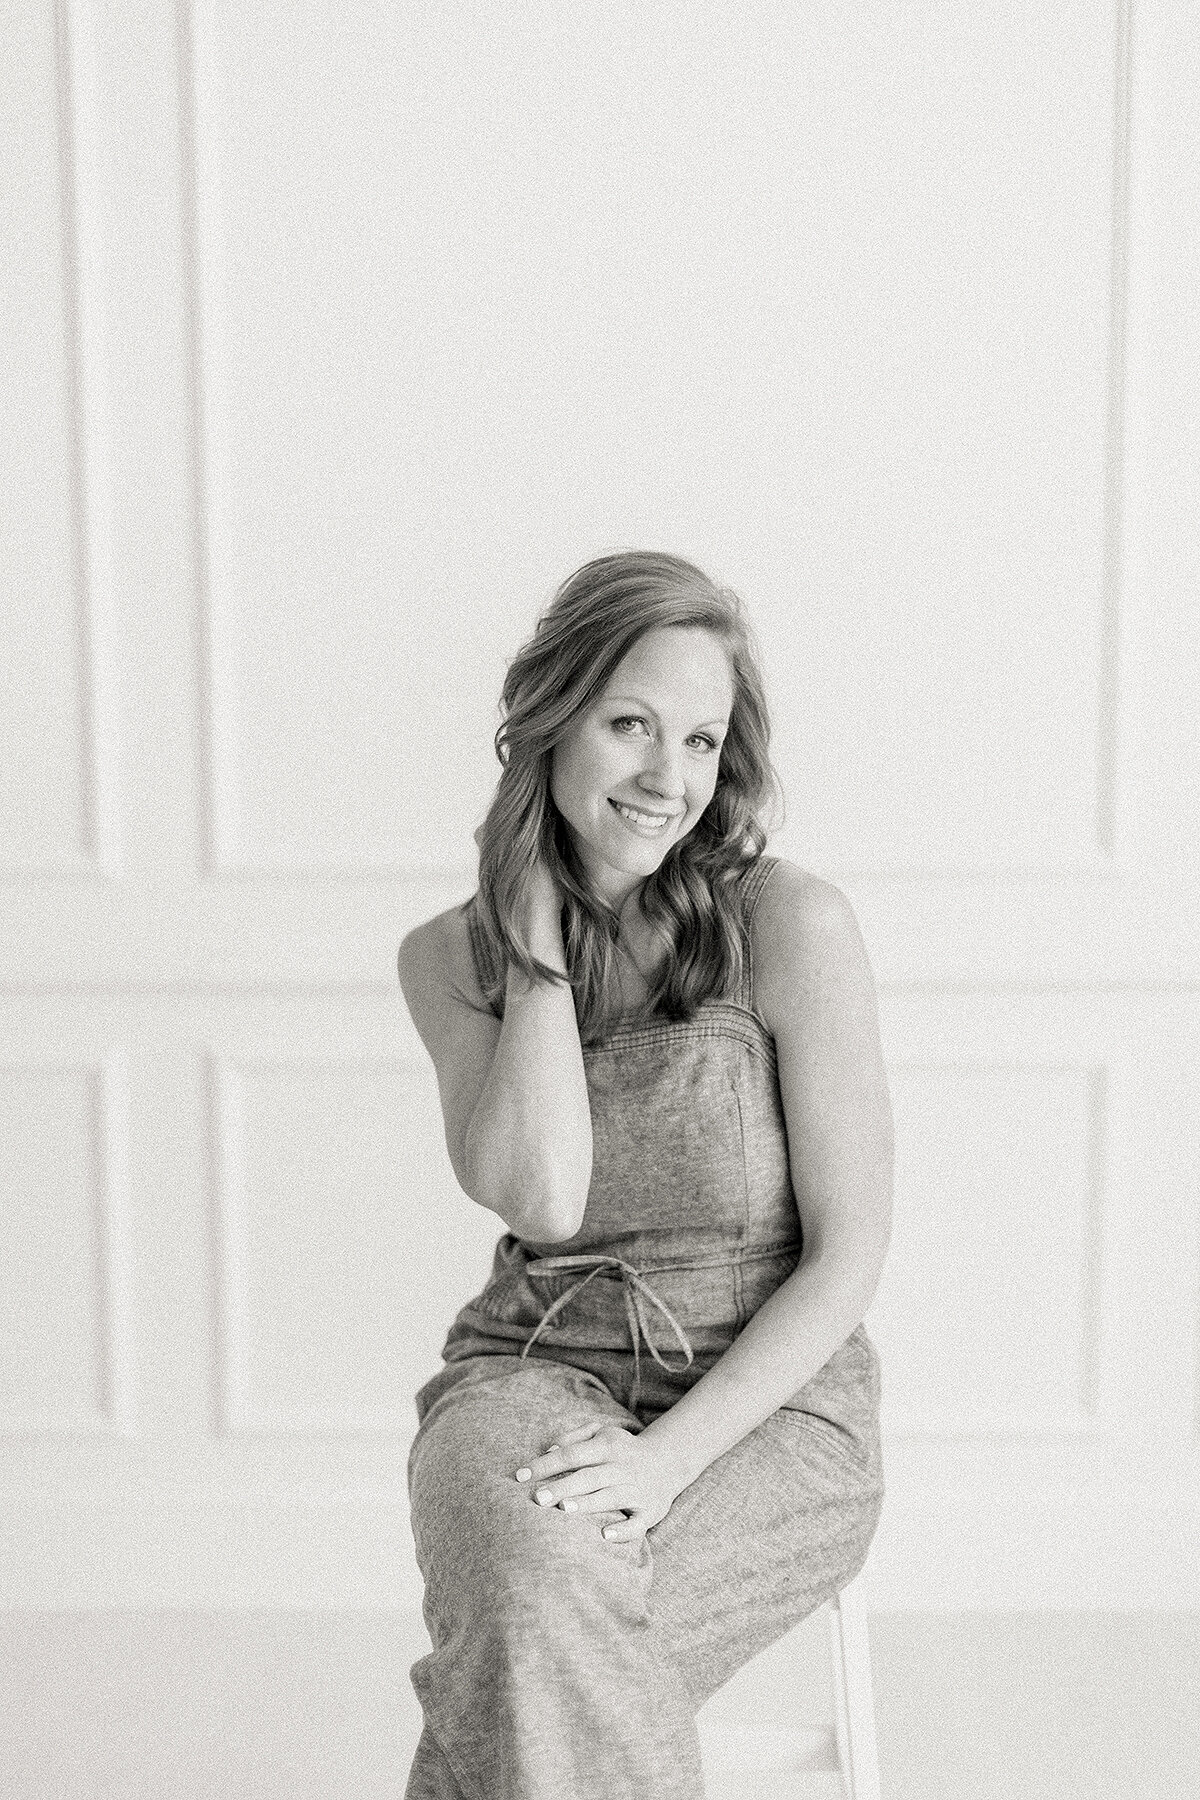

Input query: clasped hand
[514,1421,687,1543]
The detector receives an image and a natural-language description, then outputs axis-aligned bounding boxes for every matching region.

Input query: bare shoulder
[750,859,877,1028]
[398,901,502,1195]
[752,858,865,958]
[398,902,490,1043]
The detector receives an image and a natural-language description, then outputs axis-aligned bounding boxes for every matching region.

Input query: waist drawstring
[520,1253,695,1413]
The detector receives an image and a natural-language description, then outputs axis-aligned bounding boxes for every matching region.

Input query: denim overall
[405,855,884,1800]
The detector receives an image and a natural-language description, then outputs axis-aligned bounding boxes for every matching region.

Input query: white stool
[695,1564,882,1799]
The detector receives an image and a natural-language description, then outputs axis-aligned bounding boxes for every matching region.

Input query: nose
[638,740,686,804]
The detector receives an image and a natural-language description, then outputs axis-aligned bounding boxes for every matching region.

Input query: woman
[397,550,892,1800]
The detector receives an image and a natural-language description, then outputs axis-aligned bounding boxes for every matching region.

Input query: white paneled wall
[2,0,1197,1613]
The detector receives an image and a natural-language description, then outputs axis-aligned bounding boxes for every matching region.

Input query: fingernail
[560,1499,577,1513]
[535,1488,553,1505]
[547,1443,560,1452]
[602,1526,617,1539]
[514,1468,531,1482]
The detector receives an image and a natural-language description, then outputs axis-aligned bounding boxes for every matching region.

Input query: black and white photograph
[2,2,1197,1796]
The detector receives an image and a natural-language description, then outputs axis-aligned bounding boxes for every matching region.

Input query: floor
[0,1609,1196,1798]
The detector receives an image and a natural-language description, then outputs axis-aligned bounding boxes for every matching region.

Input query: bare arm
[638,866,892,1479]
[398,862,593,1243]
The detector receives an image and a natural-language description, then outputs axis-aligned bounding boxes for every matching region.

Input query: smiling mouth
[609,798,681,830]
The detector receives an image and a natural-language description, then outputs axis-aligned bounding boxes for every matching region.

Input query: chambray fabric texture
[405,855,885,1800]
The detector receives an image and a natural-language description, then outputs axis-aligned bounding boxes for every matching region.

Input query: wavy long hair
[469,550,784,1046]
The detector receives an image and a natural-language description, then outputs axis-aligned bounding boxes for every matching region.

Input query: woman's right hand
[475,818,565,959]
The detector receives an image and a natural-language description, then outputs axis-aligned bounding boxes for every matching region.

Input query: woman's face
[549,625,735,910]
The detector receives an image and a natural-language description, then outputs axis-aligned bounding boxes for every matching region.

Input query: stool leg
[827,1571,882,1800]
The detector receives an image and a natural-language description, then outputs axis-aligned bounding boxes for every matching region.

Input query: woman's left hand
[513,1421,689,1543]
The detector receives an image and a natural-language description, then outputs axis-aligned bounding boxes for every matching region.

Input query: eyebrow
[603,694,730,730]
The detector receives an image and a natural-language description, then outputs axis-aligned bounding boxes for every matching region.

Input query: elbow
[519,1194,588,1243]
[509,1154,592,1241]
[462,1143,590,1244]
[800,1217,891,1310]
[484,1179,588,1244]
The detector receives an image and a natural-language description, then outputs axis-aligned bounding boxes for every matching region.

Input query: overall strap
[737,854,781,1011]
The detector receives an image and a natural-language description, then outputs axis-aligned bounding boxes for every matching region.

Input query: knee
[486,1518,650,1656]
[414,1473,642,1634]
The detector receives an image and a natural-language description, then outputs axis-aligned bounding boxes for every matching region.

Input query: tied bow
[520,1253,695,1413]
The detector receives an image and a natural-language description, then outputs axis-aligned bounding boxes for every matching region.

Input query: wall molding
[208,1050,431,1438]
[1,0,120,880]
[175,0,1134,887]
[0,1052,136,1437]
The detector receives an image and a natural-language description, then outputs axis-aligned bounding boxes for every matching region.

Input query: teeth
[613,801,671,827]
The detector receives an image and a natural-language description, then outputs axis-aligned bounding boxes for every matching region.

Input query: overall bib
[405,855,884,1800]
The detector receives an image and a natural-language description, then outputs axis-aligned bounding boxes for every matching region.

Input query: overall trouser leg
[643,1402,884,1708]
[405,1355,883,1800]
[404,1722,468,1800]
[405,1358,705,1800]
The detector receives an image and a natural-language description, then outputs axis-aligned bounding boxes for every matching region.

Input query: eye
[615,712,719,748]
